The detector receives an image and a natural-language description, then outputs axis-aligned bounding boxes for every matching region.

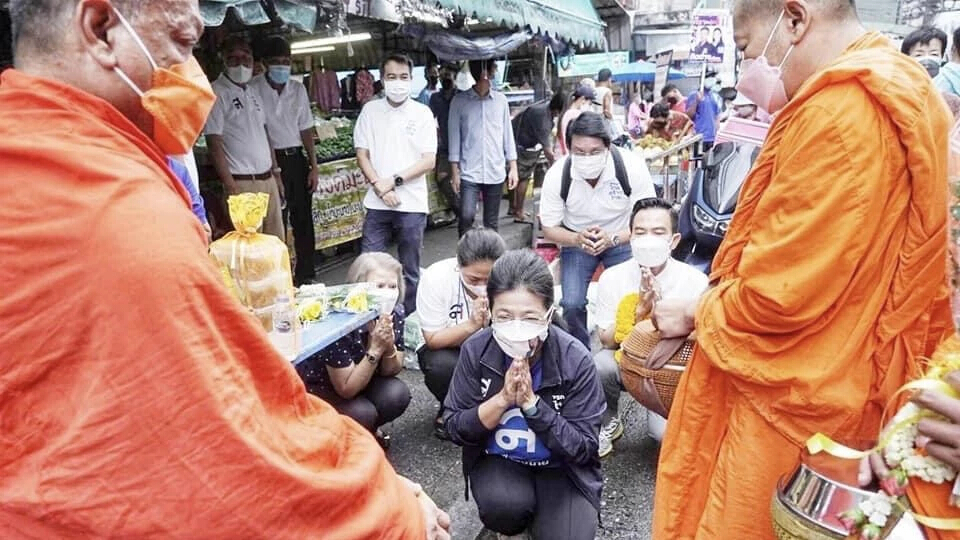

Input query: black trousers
[314,376,411,433]
[470,456,598,539]
[277,150,316,285]
[459,180,502,237]
[418,347,460,404]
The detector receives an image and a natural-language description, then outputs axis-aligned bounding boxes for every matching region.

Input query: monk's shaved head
[732,0,866,105]
[10,0,138,59]
[734,0,858,22]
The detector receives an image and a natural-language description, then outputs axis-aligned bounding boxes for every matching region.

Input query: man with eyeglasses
[538,112,655,350]
[355,53,438,315]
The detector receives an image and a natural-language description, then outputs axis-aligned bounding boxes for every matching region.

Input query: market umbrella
[611,61,685,83]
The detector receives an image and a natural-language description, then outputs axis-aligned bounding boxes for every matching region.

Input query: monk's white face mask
[736,10,794,114]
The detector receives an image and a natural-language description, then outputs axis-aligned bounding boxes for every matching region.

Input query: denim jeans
[361,209,427,315]
[459,180,503,237]
[560,243,633,348]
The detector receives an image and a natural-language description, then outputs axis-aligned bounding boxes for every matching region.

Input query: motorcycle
[674,139,762,274]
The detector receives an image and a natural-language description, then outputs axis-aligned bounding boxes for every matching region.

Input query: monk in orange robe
[0,1,448,538]
[650,1,955,538]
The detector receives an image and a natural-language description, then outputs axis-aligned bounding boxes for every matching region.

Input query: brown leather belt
[234,171,272,181]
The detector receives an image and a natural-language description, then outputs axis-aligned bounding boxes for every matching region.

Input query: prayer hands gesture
[635,267,660,323]
[469,296,490,330]
[368,315,394,359]
[498,358,536,410]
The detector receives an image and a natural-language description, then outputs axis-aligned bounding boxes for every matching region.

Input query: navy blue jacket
[442,325,605,511]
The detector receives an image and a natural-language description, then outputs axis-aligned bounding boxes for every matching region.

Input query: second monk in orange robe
[650,2,954,538]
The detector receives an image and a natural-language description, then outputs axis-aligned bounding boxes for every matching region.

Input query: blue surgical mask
[268,65,291,85]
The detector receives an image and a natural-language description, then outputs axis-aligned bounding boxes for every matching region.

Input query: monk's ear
[782,0,811,44]
[75,0,121,71]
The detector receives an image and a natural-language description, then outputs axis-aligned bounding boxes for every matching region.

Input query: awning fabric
[436,0,605,47]
[402,25,532,62]
[200,0,319,32]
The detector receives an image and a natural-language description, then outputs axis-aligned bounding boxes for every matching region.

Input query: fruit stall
[634,134,703,203]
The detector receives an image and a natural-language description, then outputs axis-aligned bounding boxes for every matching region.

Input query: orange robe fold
[0,70,423,538]
[653,33,954,539]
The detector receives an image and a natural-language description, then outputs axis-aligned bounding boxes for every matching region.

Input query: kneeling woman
[297,252,411,441]
[443,250,605,539]
[417,228,506,438]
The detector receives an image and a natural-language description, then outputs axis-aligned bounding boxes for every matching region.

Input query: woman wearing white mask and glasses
[296,252,411,446]
[417,228,507,440]
[443,250,605,540]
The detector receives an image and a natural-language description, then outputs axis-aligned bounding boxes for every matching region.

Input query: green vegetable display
[316,123,355,164]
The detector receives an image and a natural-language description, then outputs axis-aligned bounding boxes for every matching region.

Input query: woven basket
[619,323,694,416]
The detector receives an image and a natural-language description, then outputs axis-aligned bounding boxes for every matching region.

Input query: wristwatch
[611,233,621,247]
[521,397,540,417]
[393,174,404,187]
[364,352,379,364]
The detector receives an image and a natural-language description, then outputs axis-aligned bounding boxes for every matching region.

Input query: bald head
[733,0,865,105]
[10,0,136,61]
[10,0,204,146]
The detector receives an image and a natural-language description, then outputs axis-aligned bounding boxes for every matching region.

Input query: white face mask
[631,235,672,268]
[227,65,253,85]
[462,279,487,298]
[369,288,400,315]
[384,80,411,103]
[492,316,551,360]
[571,152,607,180]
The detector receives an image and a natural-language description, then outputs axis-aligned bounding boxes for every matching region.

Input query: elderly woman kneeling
[443,250,605,539]
[297,252,411,440]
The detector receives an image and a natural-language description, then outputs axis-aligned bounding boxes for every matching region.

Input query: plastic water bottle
[271,293,298,360]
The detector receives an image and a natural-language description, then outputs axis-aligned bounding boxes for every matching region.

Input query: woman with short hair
[418,228,507,439]
[296,252,411,444]
[443,250,605,539]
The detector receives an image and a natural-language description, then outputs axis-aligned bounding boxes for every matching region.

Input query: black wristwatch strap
[364,352,379,364]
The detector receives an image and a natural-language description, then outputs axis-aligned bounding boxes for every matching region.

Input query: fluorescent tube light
[291,33,372,50]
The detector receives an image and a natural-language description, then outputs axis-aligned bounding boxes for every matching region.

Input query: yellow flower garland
[613,293,641,363]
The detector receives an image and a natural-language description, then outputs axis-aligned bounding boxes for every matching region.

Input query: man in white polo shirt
[539,111,656,349]
[354,53,438,314]
[592,198,709,457]
[204,36,284,239]
[250,36,318,285]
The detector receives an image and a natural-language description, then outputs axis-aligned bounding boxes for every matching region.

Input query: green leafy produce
[316,125,355,163]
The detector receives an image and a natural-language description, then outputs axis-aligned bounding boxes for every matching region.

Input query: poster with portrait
[689,9,733,65]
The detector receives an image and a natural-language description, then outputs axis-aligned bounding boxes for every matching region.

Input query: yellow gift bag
[209,193,294,331]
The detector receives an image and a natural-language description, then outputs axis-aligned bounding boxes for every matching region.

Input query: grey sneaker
[598,417,624,459]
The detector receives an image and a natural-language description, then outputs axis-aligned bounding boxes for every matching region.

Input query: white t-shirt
[354,97,438,214]
[204,74,273,175]
[539,149,655,233]
[593,257,709,332]
[249,75,314,150]
[416,258,478,333]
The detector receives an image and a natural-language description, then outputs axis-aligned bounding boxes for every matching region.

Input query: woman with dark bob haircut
[442,249,605,539]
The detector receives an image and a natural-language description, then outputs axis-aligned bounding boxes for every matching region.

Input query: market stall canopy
[436,0,605,47]
[612,61,685,83]
[402,25,531,62]
[200,0,323,32]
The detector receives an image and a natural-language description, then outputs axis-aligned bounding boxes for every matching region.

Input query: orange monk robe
[0,70,424,538]
[653,33,954,539]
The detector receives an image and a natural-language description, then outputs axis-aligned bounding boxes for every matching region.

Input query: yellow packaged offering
[210,193,294,331]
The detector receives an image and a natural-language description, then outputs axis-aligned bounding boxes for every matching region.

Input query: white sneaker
[598,417,624,459]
